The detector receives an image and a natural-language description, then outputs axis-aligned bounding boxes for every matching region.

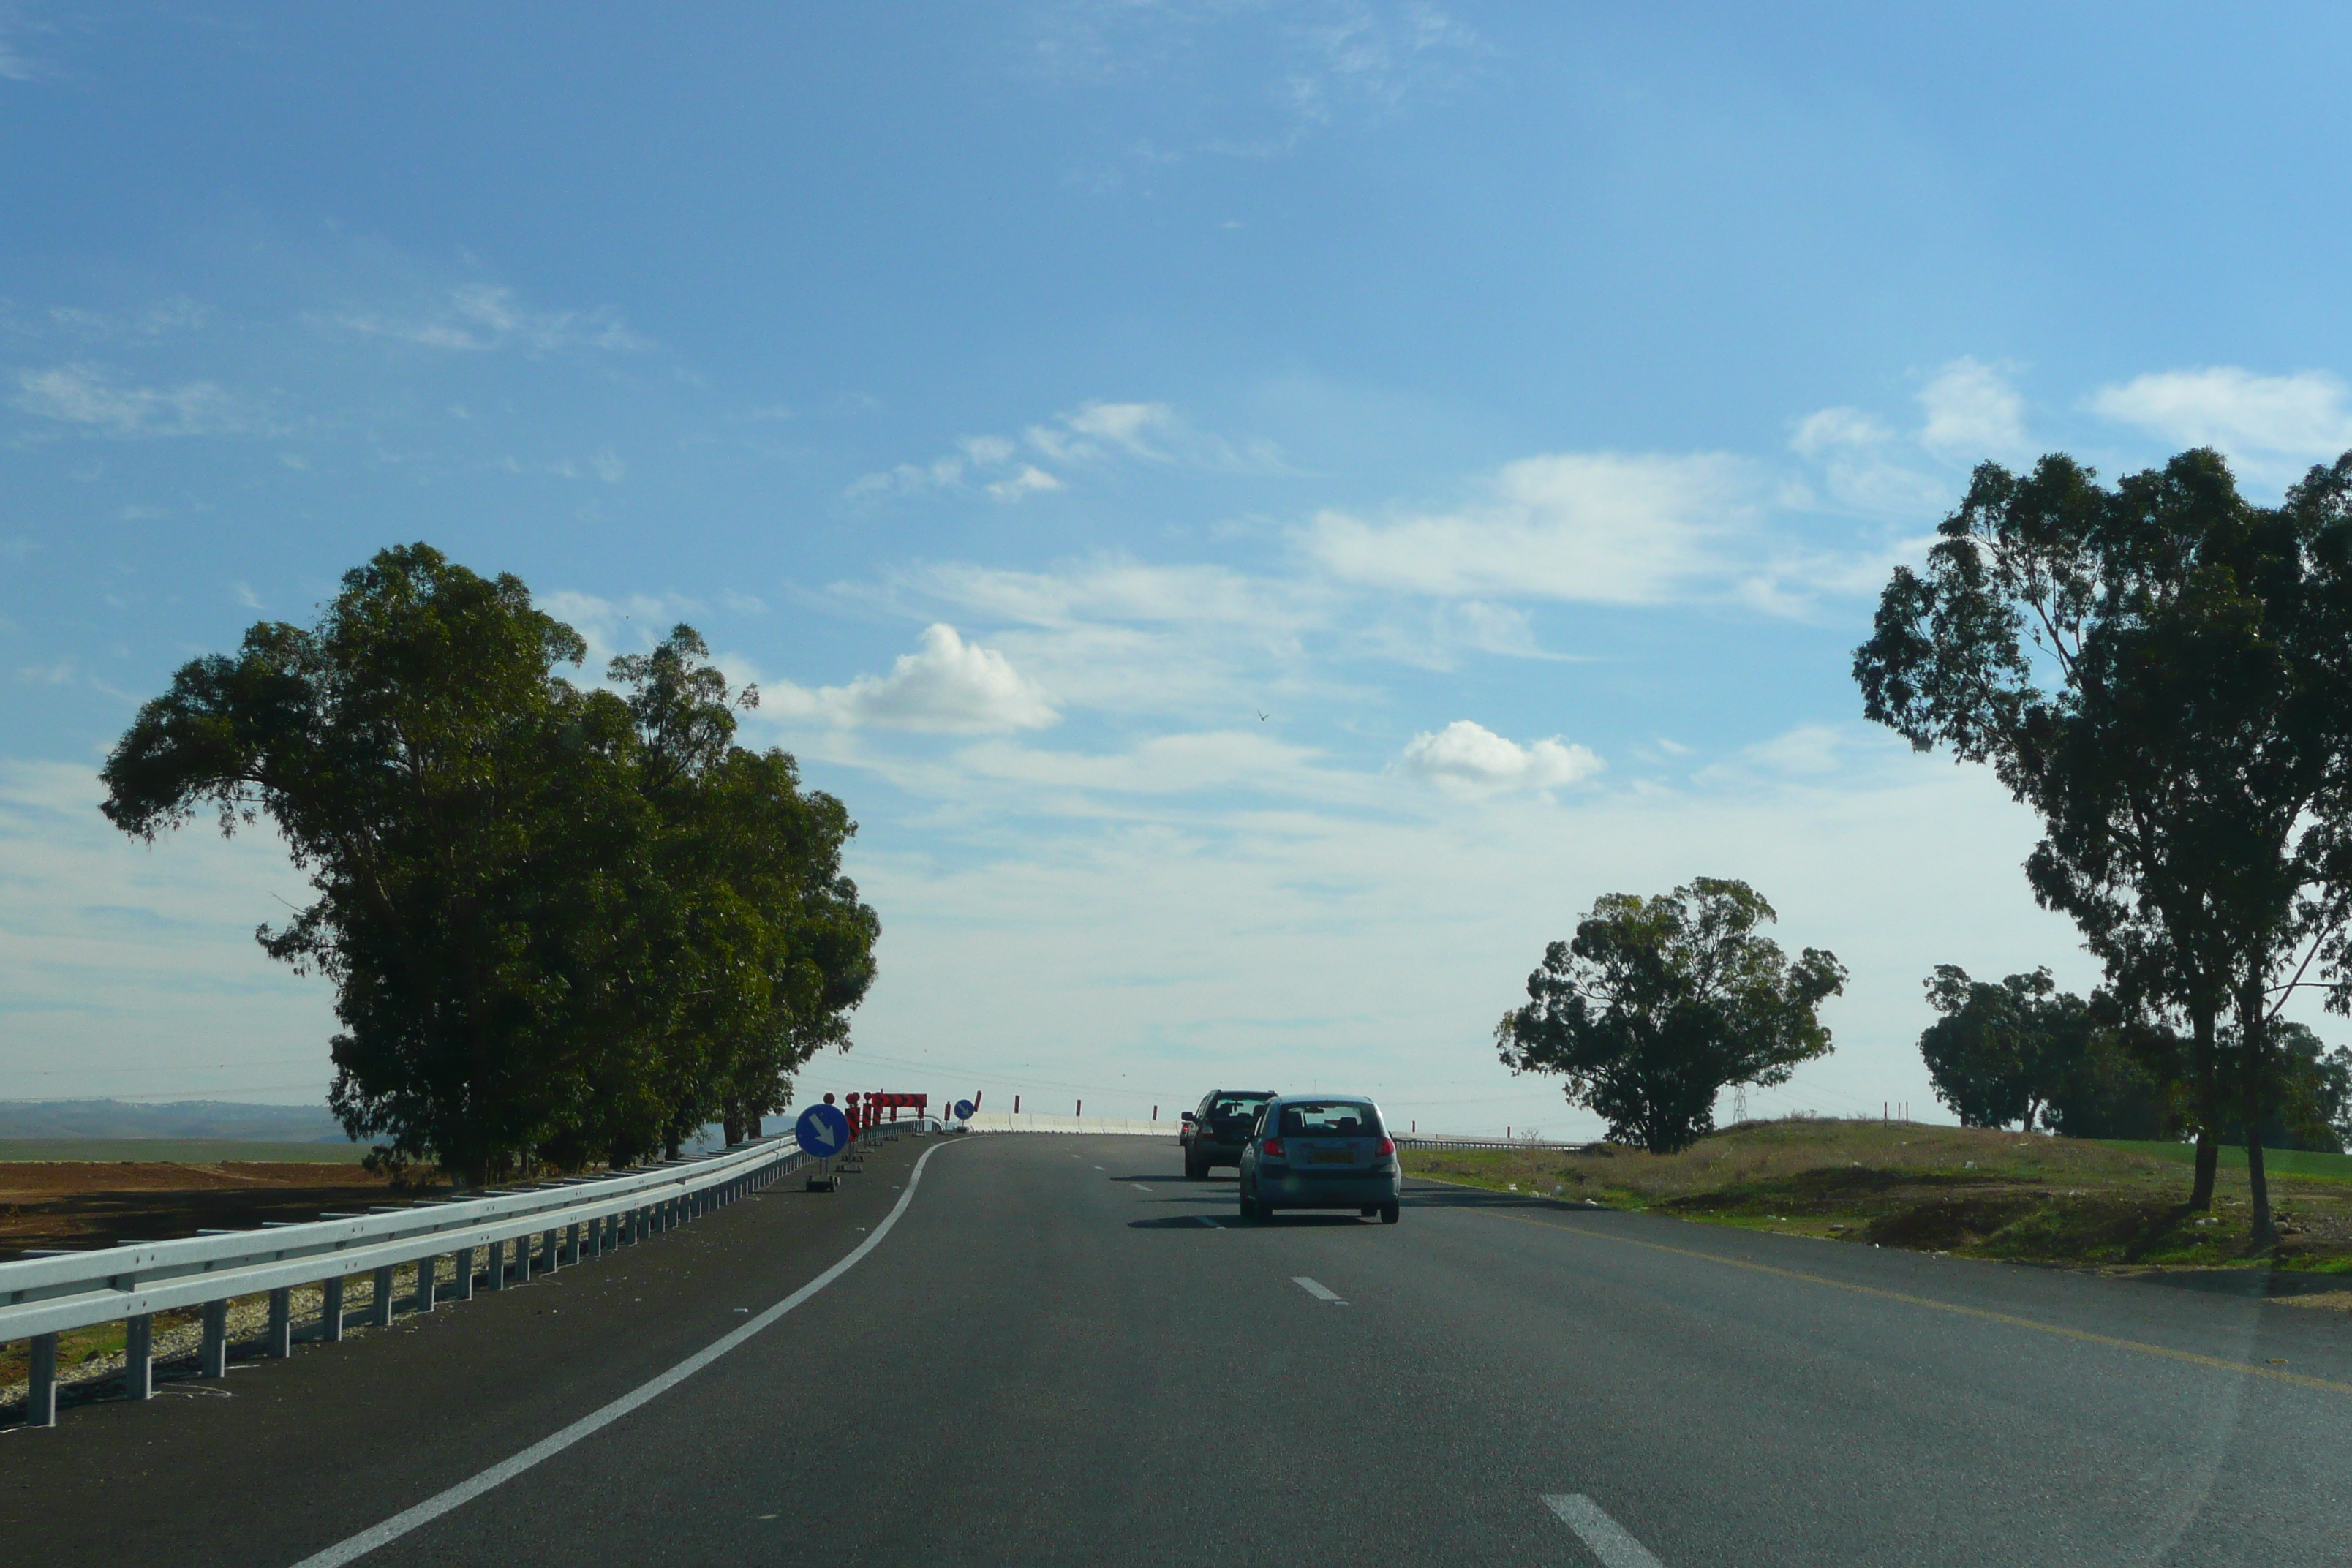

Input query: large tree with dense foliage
[1496,878,1845,1153]
[1855,448,2352,1242]
[101,546,878,1180]
[1916,965,2089,1131]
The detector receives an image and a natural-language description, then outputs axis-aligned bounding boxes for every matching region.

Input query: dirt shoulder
[1403,1120,2352,1292]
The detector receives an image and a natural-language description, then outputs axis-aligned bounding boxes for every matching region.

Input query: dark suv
[1180,1089,1275,1180]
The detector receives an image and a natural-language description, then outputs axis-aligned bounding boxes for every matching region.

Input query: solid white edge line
[287,1139,957,1568]
[1542,1494,1665,1568]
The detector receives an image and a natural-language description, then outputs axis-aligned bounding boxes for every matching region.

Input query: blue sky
[8,3,2352,1134]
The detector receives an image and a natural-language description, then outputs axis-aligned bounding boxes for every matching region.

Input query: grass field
[1404,1119,2352,1278]
[2097,1139,2352,1182]
[0,1138,369,1164]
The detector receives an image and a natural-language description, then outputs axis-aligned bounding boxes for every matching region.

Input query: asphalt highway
[9,1131,2352,1566]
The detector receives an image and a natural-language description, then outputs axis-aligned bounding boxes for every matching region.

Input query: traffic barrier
[1,1133,810,1428]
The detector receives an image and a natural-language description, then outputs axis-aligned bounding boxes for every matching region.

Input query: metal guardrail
[1,1130,817,1428]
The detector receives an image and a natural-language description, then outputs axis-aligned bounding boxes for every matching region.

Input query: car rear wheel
[1185,1155,1206,1180]
[1239,1190,1261,1222]
[1379,1201,1400,1224]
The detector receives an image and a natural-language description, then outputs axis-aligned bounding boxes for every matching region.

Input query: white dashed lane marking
[1131,1184,1151,1193]
[1543,1496,1664,1568]
[1292,1276,1346,1305]
[1191,1215,1219,1229]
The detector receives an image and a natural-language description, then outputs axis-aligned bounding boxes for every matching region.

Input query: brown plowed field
[0,1162,448,1261]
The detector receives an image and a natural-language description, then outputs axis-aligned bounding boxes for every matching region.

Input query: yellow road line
[1451,1195,2352,1398]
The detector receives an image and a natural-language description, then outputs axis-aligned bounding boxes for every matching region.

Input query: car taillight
[1263,1138,1285,1158]
[1377,1137,1396,1156]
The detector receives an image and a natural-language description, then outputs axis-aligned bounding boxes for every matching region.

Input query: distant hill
[0,1100,351,1142]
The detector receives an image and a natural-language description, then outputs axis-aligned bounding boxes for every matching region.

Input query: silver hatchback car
[1237,1095,1401,1224]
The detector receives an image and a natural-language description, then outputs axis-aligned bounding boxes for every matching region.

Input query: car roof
[1208,1089,1277,1096]
[1267,1093,1379,1104]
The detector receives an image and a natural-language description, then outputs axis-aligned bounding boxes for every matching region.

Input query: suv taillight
[1262,1137,1285,1158]
[1377,1136,1396,1156]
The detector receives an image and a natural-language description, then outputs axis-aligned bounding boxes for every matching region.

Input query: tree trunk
[2190,1131,2219,1211]
[722,1112,745,1147]
[2187,1002,2220,1210]
[2247,1129,2274,1247]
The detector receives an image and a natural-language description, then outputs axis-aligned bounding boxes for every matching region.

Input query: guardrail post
[515,1234,535,1285]
[371,1266,395,1327]
[453,1249,474,1302]
[589,1217,606,1258]
[199,1300,228,1378]
[26,1333,57,1426]
[563,1222,580,1266]
[415,1255,436,1313]
[322,1276,347,1343]
[542,1228,558,1273]
[266,1289,293,1357]
[123,1313,154,1401]
[485,1240,507,1292]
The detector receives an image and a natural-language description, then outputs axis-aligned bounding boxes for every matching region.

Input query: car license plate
[1311,1150,1353,1165]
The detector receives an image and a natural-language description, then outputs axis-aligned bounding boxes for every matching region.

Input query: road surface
[8,1131,2349,1566]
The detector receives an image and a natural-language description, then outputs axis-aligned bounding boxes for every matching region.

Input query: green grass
[0,1137,372,1164]
[1403,1118,2352,1273]
[2095,1139,2352,1183]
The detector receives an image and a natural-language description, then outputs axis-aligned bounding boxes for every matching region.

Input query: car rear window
[1278,1101,1381,1138]
[1209,1097,1267,1120]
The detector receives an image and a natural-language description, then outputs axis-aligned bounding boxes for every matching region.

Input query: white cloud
[1918,357,2027,460]
[589,450,625,483]
[1396,720,1602,794]
[1029,400,1175,462]
[331,283,649,355]
[856,398,1278,500]
[1790,407,1891,459]
[2087,366,2352,467]
[1306,451,1757,603]
[769,625,1057,734]
[13,363,267,437]
[987,464,1064,501]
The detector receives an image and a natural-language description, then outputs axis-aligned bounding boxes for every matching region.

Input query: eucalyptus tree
[101,557,881,1181]
[1496,878,1845,1153]
[100,544,649,1182]
[609,625,878,1153]
[1856,448,2352,1240]
[1916,965,2092,1131]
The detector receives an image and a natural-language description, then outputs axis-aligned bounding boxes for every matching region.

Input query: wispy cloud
[2089,366,2352,478]
[1918,357,2029,461]
[1028,1,1485,162]
[329,283,649,355]
[47,298,214,340]
[12,363,271,437]
[851,397,1287,502]
[1305,451,1761,605]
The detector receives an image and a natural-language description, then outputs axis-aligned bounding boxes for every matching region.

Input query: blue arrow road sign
[954,1099,976,1120]
[795,1103,851,1158]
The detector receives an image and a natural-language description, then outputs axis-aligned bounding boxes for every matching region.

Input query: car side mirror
[1180,1111,1196,1123]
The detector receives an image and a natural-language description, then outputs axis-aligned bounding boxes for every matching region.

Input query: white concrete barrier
[962,1113,1175,1137]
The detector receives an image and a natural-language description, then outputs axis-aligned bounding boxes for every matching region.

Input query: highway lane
[13,1131,2352,1566]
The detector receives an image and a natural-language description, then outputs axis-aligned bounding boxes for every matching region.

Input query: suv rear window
[1209,1096,1267,1120]
[1278,1101,1380,1137]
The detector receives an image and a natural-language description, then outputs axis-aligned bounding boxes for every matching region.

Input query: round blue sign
[954,1098,976,1120]
[794,1103,851,1158]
